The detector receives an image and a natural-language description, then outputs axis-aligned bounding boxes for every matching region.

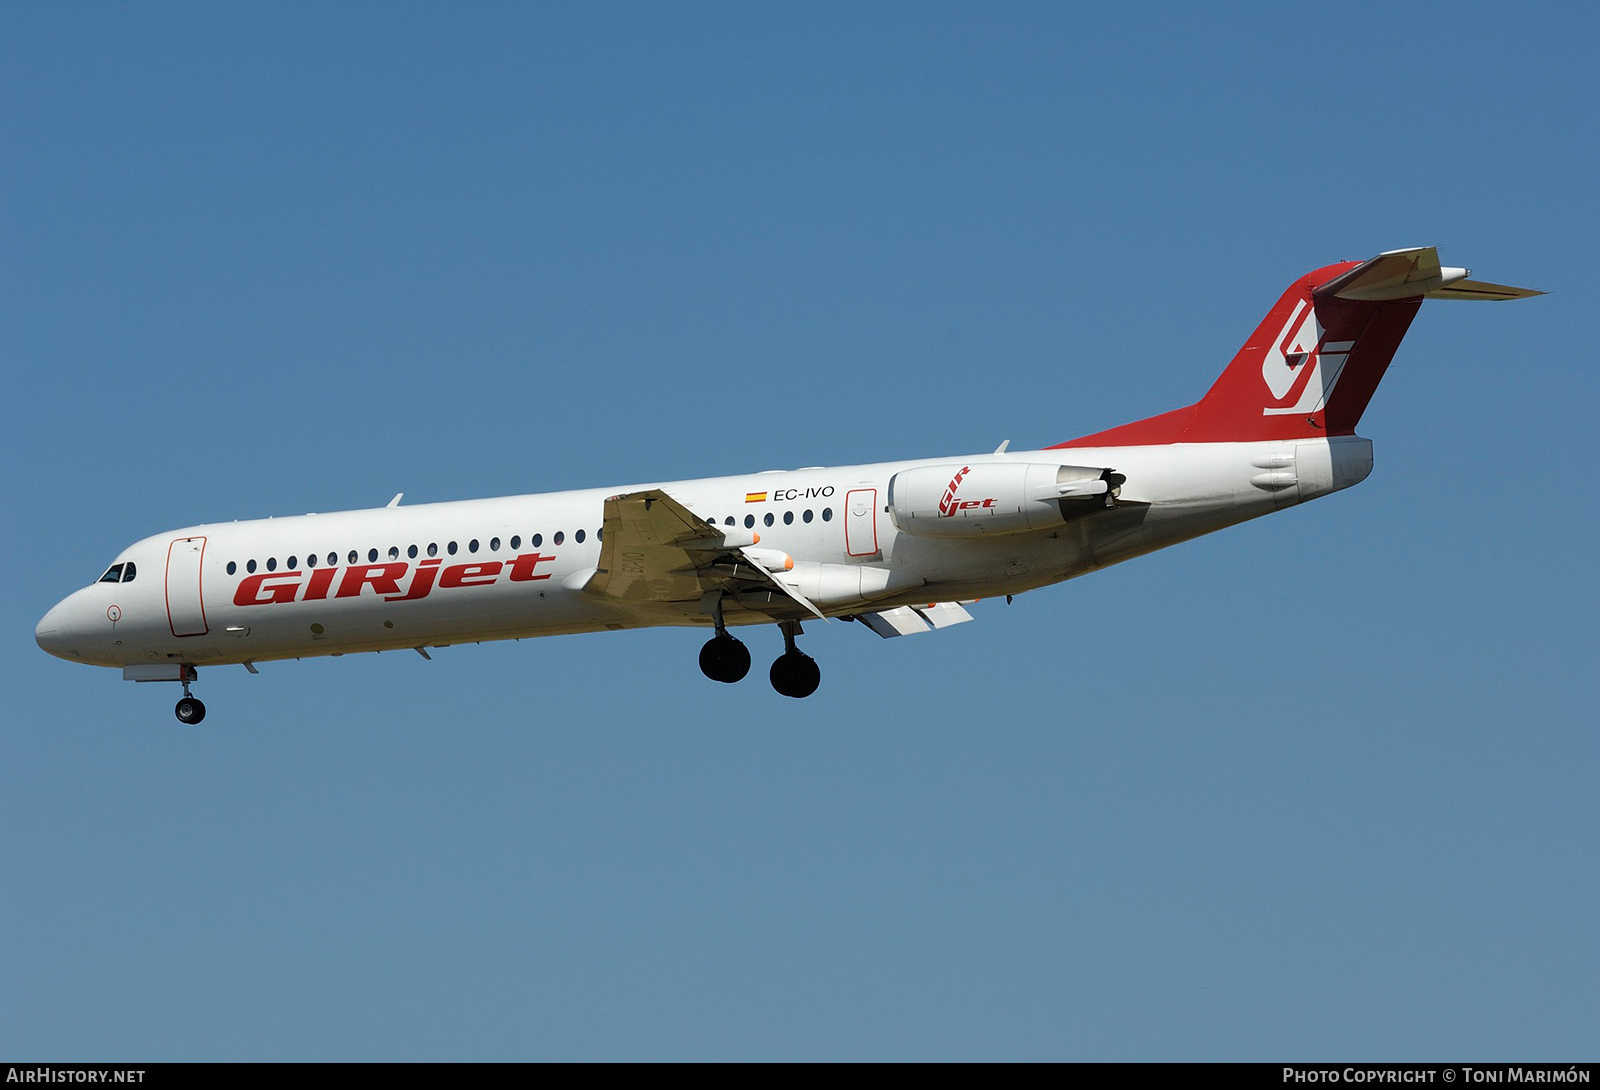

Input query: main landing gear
[698,593,752,683]
[769,621,820,700]
[695,601,822,698]
[699,632,752,683]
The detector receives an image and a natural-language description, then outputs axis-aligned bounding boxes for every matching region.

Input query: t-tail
[1051,247,1542,449]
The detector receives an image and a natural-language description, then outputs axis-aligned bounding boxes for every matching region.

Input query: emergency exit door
[845,489,879,557]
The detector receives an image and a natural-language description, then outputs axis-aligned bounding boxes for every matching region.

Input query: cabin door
[165,536,209,637]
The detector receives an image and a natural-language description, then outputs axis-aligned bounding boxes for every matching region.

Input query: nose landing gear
[123,663,208,723]
[174,673,206,725]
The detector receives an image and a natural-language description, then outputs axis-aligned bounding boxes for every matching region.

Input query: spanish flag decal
[745,491,767,503]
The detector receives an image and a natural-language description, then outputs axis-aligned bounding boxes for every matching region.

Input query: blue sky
[3,3,1595,1060]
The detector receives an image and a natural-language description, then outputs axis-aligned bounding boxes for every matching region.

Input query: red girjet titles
[232,553,557,607]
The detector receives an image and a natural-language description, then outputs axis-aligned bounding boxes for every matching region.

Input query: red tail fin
[1050,247,1538,449]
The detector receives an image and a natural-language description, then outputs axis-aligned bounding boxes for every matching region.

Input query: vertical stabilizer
[1052,248,1540,449]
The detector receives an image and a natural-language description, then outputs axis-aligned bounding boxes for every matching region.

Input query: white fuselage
[34,436,1373,671]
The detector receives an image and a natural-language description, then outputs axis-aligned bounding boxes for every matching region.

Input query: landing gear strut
[174,673,206,725]
[698,595,751,684]
[769,621,821,699]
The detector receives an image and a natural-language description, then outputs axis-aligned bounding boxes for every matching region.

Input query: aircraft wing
[583,489,825,619]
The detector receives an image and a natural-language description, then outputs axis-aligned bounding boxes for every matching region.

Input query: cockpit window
[99,564,124,584]
[121,562,136,583]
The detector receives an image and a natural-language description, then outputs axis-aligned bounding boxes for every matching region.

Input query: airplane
[35,247,1540,723]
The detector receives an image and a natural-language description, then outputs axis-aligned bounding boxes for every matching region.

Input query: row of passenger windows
[99,562,137,584]
[224,529,597,577]
[709,507,833,529]
[219,506,837,577]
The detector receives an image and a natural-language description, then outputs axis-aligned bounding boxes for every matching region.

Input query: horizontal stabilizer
[1315,246,1543,302]
[1422,278,1545,301]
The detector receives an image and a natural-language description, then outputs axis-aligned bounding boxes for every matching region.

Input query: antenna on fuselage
[387,493,403,508]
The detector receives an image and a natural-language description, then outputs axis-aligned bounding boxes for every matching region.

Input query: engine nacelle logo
[937,465,998,517]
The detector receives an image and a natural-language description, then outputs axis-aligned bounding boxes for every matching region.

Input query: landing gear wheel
[769,651,821,699]
[699,634,751,684]
[175,696,207,725]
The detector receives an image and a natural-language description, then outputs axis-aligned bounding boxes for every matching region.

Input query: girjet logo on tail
[1260,298,1355,417]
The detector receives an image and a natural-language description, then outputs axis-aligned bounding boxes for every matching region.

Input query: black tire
[769,651,821,699]
[698,634,751,683]
[175,696,207,725]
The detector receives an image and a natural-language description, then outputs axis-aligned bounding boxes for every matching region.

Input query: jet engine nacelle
[887,461,1116,538]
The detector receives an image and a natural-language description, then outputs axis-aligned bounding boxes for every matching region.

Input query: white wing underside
[857,601,975,638]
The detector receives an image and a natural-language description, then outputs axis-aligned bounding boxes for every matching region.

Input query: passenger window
[469,539,479,553]
[575,529,586,544]
[427,542,438,557]
[306,553,317,568]
[389,546,400,560]
[763,513,774,527]
[822,507,833,522]
[448,541,458,555]
[510,536,521,550]
[329,553,338,567]
[227,561,237,576]
[531,534,542,547]
[490,537,501,551]
[744,515,755,529]
[368,549,378,563]
[121,562,137,583]
[554,531,565,546]
[803,510,813,523]
[287,556,298,570]
[247,559,257,574]
[407,545,418,559]
[267,557,277,572]
[783,511,794,525]
[724,517,735,526]
[99,564,124,584]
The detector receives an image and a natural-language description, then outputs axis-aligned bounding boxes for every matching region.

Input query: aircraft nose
[36,596,91,663]
[36,603,70,657]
